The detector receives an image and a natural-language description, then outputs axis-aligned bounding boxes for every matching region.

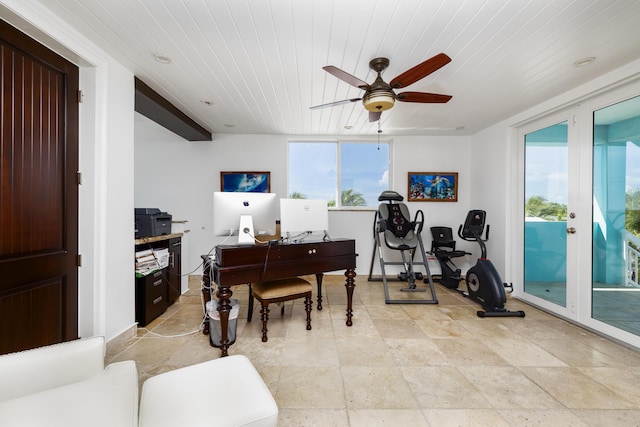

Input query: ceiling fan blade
[323,66,370,90]
[396,91,452,103]
[389,53,451,89]
[309,98,362,110]
[369,111,382,122]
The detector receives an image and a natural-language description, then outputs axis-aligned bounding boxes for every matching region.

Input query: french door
[520,110,582,319]
[517,83,640,348]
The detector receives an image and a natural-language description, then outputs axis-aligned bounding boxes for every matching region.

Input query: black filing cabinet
[135,269,168,326]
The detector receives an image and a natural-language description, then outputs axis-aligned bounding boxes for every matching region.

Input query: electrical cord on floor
[137,324,203,338]
[137,285,209,338]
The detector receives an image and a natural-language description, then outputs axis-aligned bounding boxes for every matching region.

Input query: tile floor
[108,275,640,426]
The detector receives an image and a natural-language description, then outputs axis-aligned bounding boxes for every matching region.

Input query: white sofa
[0,336,278,427]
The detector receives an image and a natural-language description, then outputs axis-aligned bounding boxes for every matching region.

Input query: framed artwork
[220,171,270,192]
[408,172,458,202]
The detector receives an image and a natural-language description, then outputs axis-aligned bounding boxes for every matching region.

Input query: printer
[135,208,172,238]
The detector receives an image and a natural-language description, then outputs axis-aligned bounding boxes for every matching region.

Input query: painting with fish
[408,172,458,202]
[221,171,270,193]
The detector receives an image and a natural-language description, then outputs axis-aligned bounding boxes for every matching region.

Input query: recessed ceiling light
[153,53,172,64]
[344,125,353,130]
[573,57,595,67]
[224,124,235,128]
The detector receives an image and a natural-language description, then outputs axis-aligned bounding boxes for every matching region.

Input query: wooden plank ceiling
[34,0,640,136]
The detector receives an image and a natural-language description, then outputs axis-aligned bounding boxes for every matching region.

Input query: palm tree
[341,189,366,207]
[626,187,640,237]
[289,192,306,199]
[525,195,567,221]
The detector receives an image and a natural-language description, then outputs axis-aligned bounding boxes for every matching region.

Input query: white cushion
[0,336,105,401]
[139,355,278,427]
[0,361,138,427]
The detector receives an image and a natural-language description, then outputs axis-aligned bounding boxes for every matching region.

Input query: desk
[202,239,357,356]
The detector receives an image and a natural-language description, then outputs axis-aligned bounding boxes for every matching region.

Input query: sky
[289,141,389,206]
[526,141,640,206]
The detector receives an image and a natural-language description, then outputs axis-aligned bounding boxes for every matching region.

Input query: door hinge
[76,254,82,267]
[77,90,84,103]
[77,171,82,185]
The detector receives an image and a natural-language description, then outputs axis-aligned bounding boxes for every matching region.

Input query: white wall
[134,121,478,278]
[467,124,512,279]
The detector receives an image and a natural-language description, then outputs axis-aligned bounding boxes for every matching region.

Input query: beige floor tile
[366,303,413,320]
[432,338,511,366]
[519,367,637,409]
[336,336,395,366]
[278,408,349,426]
[332,316,381,339]
[481,337,568,367]
[401,366,490,409]
[415,318,474,339]
[455,318,522,339]
[577,366,640,404]
[579,337,640,367]
[384,337,453,367]
[573,409,640,427]
[276,366,346,409]
[459,366,564,409]
[230,336,285,366]
[342,365,419,409]
[372,319,428,339]
[349,409,430,426]
[280,335,340,366]
[402,303,456,321]
[534,338,625,367]
[423,409,510,427]
[497,409,588,426]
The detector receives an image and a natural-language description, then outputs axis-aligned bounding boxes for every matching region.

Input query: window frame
[288,139,393,210]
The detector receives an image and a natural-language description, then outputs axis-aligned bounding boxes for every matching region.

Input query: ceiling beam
[135,77,211,141]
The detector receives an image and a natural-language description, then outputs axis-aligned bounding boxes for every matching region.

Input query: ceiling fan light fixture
[363,89,395,112]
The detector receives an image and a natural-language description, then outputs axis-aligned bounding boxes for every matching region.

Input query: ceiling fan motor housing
[363,88,395,111]
[363,62,395,112]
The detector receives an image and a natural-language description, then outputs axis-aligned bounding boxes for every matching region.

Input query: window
[288,140,391,208]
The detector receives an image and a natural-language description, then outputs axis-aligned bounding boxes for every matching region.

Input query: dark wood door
[0,19,79,354]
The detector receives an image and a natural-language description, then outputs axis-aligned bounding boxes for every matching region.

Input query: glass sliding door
[523,122,569,308]
[592,95,640,336]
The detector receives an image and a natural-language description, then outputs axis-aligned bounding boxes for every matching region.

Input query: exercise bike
[458,210,525,318]
[430,226,471,289]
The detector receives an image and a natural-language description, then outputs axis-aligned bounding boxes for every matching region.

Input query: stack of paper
[135,248,169,276]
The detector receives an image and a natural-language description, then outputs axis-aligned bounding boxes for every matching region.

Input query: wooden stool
[248,277,312,342]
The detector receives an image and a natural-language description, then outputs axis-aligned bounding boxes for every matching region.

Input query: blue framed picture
[220,171,270,192]
[408,172,458,202]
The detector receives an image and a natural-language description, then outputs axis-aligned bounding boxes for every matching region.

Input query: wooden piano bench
[248,277,313,342]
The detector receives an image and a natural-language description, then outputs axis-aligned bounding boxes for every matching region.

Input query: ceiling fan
[310,53,452,122]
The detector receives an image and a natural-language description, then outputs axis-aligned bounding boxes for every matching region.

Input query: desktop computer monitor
[280,198,329,241]
[213,192,277,244]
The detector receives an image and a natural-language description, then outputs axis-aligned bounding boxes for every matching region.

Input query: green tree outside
[290,189,366,207]
[526,189,640,237]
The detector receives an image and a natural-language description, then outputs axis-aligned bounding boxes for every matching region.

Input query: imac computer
[280,198,330,242]
[213,192,277,245]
